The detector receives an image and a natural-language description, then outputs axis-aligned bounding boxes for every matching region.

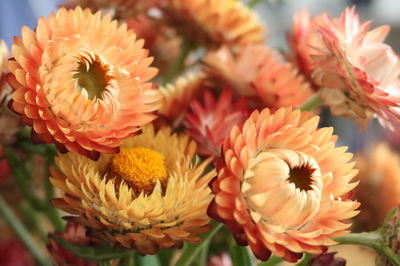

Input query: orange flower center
[73,55,111,100]
[107,147,168,195]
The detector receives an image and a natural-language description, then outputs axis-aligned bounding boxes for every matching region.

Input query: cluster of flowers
[1,0,400,264]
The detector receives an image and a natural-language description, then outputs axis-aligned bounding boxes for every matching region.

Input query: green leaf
[136,254,161,266]
[258,256,283,266]
[230,245,253,266]
[175,223,223,266]
[51,236,131,261]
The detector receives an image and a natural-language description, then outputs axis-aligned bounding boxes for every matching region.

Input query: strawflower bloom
[184,88,249,157]
[158,0,265,49]
[51,125,215,254]
[310,7,400,129]
[208,107,359,262]
[7,7,160,159]
[287,9,326,89]
[203,45,314,109]
[354,143,400,231]
[158,71,207,128]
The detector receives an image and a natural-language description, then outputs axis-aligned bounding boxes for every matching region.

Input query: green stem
[44,158,64,231]
[335,232,400,265]
[163,39,194,84]
[175,223,223,266]
[300,94,322,111]
[0,195,52,266]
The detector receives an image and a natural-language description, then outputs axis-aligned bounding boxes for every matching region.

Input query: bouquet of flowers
[1,0,400,265]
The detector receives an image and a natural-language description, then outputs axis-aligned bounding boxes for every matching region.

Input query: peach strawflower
[203,45,314,109]
[51,125,215,254]
[7,7,160,159]
[208,107,359,262]
[158,71,207,128]
[158,0,265,49]
[287,9,326,90]
[354,143,400,231]
[310,7,400,129]
[184,88,249,157]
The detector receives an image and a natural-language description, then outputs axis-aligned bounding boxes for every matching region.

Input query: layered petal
[159,0,265,49]
[204,45,314,109]
[309,7,400,129]
[51,125,215,254]
[184,88,250,157]
[7,7,160,159]
[208,107,359,262]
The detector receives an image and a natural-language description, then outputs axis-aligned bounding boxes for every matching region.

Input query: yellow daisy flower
[50,125,215,254]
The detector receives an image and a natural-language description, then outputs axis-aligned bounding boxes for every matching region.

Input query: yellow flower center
[73,55,111,100]
[107,147,168,195]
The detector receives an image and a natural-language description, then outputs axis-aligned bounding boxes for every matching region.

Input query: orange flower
[287,9,326,90]
[7,7,160,159]
[208,107,359,262]
[184,88,249,157]
[159,0,265,49]
[310,7,400,129]
[354,143,400,231]
[204,45,314,109]
[158,72,207,128]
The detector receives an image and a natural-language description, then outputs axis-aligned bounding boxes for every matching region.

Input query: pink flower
[184,88,249,157]
[310,7,400,129]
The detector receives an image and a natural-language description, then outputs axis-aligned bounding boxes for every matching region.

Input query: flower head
[184,88,249,157]
[159,0,265,49]
[310,7,400,129]
[158,72,207,128]
[208,107,359,262]
[204,45,314,109]
[7,7,160,159]
[287,9,326,89]
[354,143,400,231]
[51,125,215,254]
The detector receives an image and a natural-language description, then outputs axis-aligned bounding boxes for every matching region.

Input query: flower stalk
[335,232,400,265]
[163,39,195,84]
[0,195,52,266]
[300,94,322,111]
